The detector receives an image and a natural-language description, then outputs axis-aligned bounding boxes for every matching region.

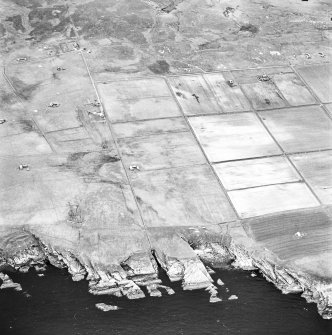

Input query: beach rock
[35,264,47,272]
[95,303,120,311]
[46,251,66,269]
[166,259,185,282]
[210,295,222,303]
[121,280,145,299]
[229,244,256,271]
[152,234,213,290]
[206,266,215,274]
[182,260,213,290]
[0,273,22,291]
[89,273,121,296]
[135,277,162,287]
[57,251,86,281]
[205,284,218,296]
[158,285,175,295]
[88,271,121,296]
[121,252,158,278]
[90,286,122,297]
[147,284,162,297]
[228,295,238,300]
[217,279,224,286]
[19,266,29,273]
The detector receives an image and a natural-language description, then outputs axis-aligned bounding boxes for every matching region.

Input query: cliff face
[1,214,331,319]
[0,227,211,300]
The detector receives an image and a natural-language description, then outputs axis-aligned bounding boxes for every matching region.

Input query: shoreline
[1,221,331,319]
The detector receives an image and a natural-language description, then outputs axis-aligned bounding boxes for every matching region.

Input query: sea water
[0,266,331,335]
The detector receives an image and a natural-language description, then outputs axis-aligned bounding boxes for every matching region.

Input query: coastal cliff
[1,217,331,319]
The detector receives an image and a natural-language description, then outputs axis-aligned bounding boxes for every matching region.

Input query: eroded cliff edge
[1,208,331,319]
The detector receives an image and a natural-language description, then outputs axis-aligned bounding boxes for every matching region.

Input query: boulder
[228,295,238,300]
[95,303,120,311]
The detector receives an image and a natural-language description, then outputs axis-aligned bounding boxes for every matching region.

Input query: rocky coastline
[0,227,331,319]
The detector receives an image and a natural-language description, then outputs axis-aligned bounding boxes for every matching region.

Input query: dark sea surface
[0,266,331,335]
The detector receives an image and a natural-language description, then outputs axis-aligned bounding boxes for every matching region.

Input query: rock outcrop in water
[0,273,22,291]
[95,303,120,311]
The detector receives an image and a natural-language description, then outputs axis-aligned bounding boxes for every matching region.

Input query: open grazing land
[0,0,332,324]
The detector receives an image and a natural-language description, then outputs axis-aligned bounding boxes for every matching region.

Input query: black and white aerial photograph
[0,0,331,334]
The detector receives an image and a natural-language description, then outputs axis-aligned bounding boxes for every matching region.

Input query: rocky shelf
[1,218,331,319]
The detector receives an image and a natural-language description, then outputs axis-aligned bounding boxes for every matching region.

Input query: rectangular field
[167,75,221,115]
[240,82,287,110]
[214,156,301,190]
[204,72,251,113]
[290,151,332,205]
[228,183,319,218]
[273,72,316,106]
[260,106,332,153]
[296,64,332,103]
[130,165,236,227]
[189,113,281,162]
[117,132,206,171]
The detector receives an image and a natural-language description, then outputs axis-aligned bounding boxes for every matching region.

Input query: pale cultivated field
[2,58,332,276]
